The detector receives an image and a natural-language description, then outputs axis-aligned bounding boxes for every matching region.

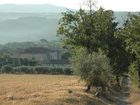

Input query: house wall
[12,51,61,64]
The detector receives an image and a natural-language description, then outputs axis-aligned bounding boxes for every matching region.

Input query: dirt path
[117,76,131,105]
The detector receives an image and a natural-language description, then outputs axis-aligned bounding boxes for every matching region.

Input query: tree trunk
[116,75,121,90]
[86,85,91,92]
[138,70,140,82]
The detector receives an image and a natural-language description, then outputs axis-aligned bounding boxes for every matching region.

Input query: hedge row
[0,65,73,75]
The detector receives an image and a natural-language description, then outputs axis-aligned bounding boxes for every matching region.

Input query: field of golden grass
[1,74,140,105]
[0,74,107,105]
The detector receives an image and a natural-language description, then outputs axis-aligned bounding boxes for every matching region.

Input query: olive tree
[71,48,113,91]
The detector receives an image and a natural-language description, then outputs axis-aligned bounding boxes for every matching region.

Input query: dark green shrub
[14,66,34,74]
[51,68,64,74]
[1,65,72,75]
[72,48,113,88]
[34,66,50,74]
[64,68,73,75]
[1,65,13,73]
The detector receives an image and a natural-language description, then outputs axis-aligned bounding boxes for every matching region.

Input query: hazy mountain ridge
[0,4,135,44]
[0,12,61,43]
[0,4,68,13]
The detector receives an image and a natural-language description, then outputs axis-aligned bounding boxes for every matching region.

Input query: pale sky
[0,0,140,11]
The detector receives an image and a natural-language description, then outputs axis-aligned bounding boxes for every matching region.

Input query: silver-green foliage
[72,48,113,87]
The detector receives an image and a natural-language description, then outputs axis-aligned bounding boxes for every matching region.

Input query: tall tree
[58,0,115,90]
[116,13,140,82]
[57,5,117,53]
[58,0,129,91]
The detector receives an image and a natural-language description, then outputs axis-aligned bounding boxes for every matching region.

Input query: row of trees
[0,58,37,67]
[57,0,140,91]
[0,39,60,52]
[0,65,72,75]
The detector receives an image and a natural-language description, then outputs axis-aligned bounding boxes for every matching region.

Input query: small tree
[71,48,113,91]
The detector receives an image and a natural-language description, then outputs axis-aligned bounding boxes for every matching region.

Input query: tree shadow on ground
[55,92,111,105]
[51,76,132,105]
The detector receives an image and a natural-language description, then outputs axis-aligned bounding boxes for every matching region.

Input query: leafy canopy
[58,7,117,52]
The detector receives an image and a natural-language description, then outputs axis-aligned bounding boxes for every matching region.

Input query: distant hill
[0,4,68,13]
[0,4,135,44]
[0,15,60,43]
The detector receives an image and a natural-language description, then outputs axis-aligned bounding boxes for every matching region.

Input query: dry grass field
[1,74,140,105]
[0,74,107,105]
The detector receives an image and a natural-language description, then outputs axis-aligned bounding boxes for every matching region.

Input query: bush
[50,68,64,74]
[1,65,13,73]
[34,66,50,74]
[129,61,140,88]
[71,48,113,88]
[64,68,73,75]
[14,66,34,74]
